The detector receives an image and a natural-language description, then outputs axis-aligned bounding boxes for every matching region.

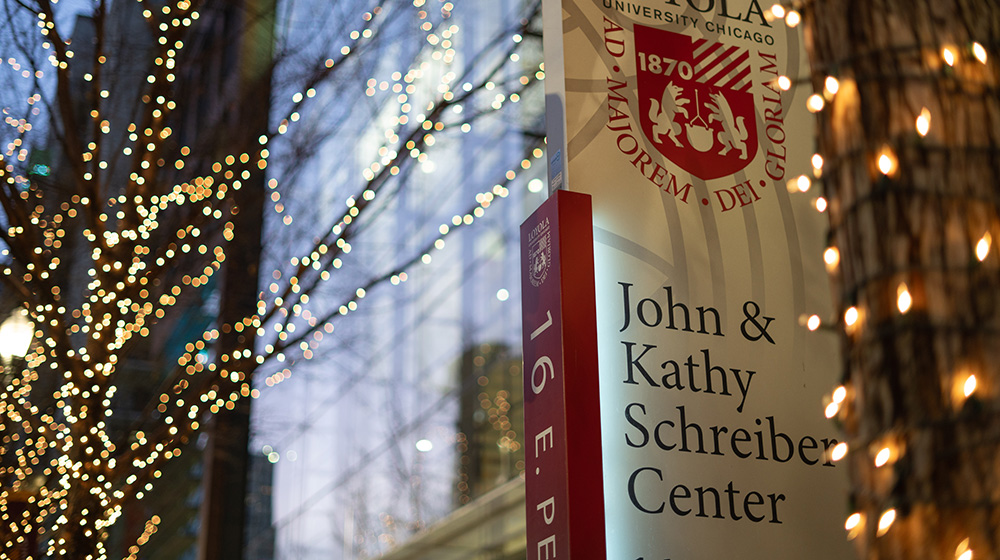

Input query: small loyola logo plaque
[527,217,551,288]
[636,24,758,181]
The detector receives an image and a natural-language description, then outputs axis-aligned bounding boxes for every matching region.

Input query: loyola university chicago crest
[636,24,757,180]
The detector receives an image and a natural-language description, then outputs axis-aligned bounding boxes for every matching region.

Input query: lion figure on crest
[649,81,688,148]
[706,91,749,160]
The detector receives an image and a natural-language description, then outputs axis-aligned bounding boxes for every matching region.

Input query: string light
[824,386,845,418]
[942,46,956,66]
[972,42,987,64]
[877,147,897,176]
[956,538,972,560]
[830,442,848,461]
[832,386,847,404]
[811,154,823,170]
[963,374,977,398]
[824,76,839,95]
[876,509,896,536]
[231,3,539,391]
[976,232,991,261]
[844,512,863,539]
[874,446,891,467]
[806,94,825,112]
[259,139,536,389]
[896,283,912,314]
[844,306,859,328]
[823,247,840,271]
[916,107,931,136]
[824,401,839,418]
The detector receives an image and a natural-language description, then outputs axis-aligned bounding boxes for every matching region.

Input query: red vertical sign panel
[520,190,605,559]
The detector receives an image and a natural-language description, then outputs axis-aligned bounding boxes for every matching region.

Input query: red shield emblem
[635,25,758,181]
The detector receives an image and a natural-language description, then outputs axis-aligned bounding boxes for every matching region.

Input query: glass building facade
[253,1,544,557]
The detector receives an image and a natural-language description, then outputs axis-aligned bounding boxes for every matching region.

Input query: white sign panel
[542,1,852,558]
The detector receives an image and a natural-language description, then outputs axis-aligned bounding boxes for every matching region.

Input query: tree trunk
[805,1,1000,558]
[194,1,273,558]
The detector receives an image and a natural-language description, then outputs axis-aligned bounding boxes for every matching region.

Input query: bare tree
[0,0,542,557]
